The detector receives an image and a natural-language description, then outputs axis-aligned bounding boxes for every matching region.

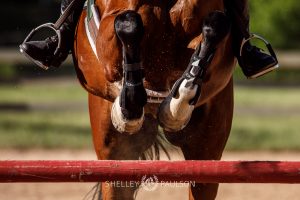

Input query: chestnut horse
[73,0,235,199]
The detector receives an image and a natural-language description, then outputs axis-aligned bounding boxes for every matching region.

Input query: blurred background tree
[0,0,60,46]
[249,0,300,49]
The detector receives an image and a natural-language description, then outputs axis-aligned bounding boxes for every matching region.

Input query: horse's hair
[140,130,173,160]
[83,183,102,200]
[83,131,175,200]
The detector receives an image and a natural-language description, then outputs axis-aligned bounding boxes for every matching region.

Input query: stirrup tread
[248,62,279,79]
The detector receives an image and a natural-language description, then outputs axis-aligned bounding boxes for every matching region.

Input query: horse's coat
[73,0,236,199]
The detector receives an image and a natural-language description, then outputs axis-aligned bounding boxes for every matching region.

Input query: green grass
[233,86,300,109]
[228,115,300,151]
[0,79,300,151]
[227,85,300,151]
[0,79,92,149]
[0,80,86,103]
[0,111,91,149]
[233,67,300,85]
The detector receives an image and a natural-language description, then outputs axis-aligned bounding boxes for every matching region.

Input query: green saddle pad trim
[87,0,95,21]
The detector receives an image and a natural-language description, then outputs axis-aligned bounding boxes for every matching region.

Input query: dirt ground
[0,149,299,200]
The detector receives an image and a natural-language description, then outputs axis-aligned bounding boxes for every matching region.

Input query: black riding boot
[19,0,85,69]
[224,0,278,78]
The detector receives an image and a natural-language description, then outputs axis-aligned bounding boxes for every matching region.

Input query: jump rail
[0,160,300,183]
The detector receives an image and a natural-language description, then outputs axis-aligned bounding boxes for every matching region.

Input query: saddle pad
[84,0,100,59]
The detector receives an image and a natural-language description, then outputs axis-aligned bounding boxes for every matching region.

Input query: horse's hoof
[157,79,197,132]
[111,97,144,134]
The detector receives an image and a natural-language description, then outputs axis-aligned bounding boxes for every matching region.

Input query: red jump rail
[0,160,300,183]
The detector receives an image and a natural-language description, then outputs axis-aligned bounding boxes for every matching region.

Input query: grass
[0,77,300,151]
[227,83,300,151]
[233,67,300,85]
[0,111,91,149]
[233,85,300,109]
[0,79,86,103]
[228,115,300,151]
[0,79,92,149]
[227,84,300,151]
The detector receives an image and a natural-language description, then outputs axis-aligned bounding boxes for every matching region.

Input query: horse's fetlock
[120,84,147,108]
[177,79,198,100]
[111,96,144,134]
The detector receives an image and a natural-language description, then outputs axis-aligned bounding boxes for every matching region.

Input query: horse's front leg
[158,11,230,132]
[111,11,147,134]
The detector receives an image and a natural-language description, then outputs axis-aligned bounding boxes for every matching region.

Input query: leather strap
[54,0,83,29]
[124,63,143,72]
[170,46,216,105]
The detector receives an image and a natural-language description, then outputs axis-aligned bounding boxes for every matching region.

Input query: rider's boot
[225,0,278,79]
[19,0,85,69]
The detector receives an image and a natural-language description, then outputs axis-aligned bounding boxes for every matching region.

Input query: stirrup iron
[239,33,279,64]
[20,0,80,70]
[20,23,63,70]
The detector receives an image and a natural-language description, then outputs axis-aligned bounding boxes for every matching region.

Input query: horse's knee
[114,10,144,55]
[202,11,231,48]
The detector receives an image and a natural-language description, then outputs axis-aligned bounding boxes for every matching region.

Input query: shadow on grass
[0,103,30,111]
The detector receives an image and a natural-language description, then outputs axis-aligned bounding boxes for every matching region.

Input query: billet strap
[240,33,278,62]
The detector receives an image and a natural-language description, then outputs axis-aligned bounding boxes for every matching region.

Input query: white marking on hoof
[158,79,198,132]
[111,96,144,134]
